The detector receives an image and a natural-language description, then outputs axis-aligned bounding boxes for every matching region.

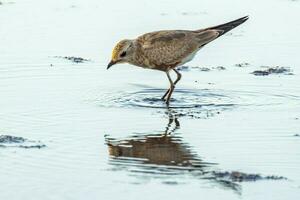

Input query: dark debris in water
[177,65,226,72]
[0,135,25,143]
[0,135,46,149]
[293,134,300,137]
[252,66,293,76]
[235,62,250,67]
[198,67,211,72]
[163,109,222,119]
[214,66,226,70]
[177,66,189,71]
[55,56,90,63]
[162,181,180,185]
[211,171,287,182]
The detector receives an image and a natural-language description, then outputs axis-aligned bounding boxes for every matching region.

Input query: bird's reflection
[105,110,241,192]
[107,111,211,169]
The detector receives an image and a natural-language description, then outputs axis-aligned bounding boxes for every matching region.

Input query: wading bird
[107,16,249,105]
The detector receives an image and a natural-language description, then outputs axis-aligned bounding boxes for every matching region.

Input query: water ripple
[96,87,299,119]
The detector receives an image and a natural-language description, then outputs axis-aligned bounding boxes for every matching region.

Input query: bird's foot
[161,89,170,100]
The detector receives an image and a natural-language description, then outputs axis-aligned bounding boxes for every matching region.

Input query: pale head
[107,39,134,69]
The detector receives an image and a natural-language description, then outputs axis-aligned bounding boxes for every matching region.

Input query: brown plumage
[107,16,249,105]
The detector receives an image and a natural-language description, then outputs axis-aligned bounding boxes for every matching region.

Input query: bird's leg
[161,69,182,100]
[165,71,175,105]
[173,68,182,85]
[161,88,170,100]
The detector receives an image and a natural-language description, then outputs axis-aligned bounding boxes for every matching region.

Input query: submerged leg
[165,71,175,105]
[161,69,182,100]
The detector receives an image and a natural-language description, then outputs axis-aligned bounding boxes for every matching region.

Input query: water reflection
[105,110,241,192]
[107,114,209,169]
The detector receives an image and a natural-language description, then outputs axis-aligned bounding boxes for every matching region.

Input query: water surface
[1,0,300,199]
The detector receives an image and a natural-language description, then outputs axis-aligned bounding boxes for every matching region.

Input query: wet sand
[1,0,300,199]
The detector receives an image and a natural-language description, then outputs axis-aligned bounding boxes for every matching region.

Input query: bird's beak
[107,60,117,70]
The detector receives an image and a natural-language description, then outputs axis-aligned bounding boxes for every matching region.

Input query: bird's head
[107,39,134,69]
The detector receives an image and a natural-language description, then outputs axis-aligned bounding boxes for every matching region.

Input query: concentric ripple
[99,88,238,108]
[96,87,299,118]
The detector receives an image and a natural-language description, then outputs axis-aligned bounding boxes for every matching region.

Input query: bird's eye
[120,51,126,57]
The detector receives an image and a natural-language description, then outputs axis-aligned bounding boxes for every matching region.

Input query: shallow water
[1,0,300,199]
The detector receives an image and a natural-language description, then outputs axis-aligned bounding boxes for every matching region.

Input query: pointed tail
[199,16,249,36]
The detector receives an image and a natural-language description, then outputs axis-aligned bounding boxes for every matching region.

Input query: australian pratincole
[107,16,249,105]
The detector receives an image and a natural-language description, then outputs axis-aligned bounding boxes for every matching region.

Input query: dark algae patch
[55,56,90,63]
[0,135,46,149]
[211,171,286,182]
[0,135,25,143]
[177,66,189,71]
[235,62,250,67]
[198,67,211,72]
[252,66,293,76]
[177,66,226,72]
[214,66,226,70]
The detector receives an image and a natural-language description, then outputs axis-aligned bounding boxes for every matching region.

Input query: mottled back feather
[134,30,219,70]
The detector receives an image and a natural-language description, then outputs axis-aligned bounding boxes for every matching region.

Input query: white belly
[178,50,199,66]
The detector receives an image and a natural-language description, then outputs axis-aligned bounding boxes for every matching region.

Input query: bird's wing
[136,30,219,68]
[194,30,220,46]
